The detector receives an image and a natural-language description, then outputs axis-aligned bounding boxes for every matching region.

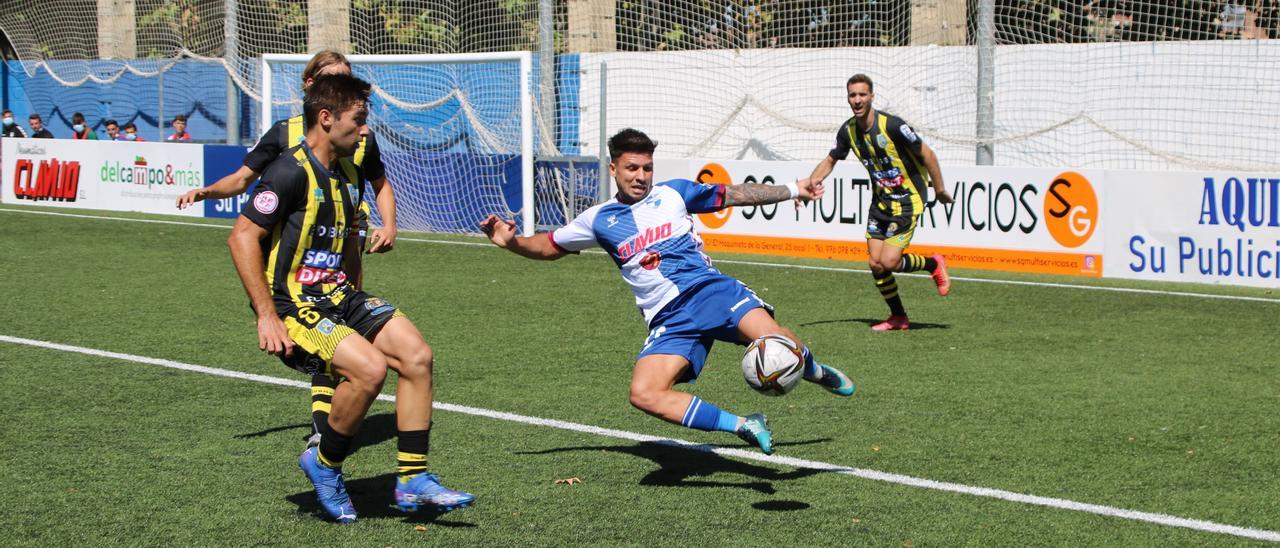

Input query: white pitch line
[4,206,1279,304]
[0,207,233,229]
[2,333,1277,543]
[399,240,1280,305]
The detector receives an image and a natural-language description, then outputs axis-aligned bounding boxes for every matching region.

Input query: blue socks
[681,396,742,432]
[802,346,824,381]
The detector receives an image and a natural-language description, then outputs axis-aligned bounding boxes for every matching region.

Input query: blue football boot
[807,364,856,397]
[395,473,476,514]
[736,413,774,455]
[298,447,357,523]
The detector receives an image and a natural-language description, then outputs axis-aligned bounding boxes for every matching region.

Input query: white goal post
[260,52,535,237]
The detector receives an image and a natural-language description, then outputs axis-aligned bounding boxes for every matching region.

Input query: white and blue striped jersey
[550,179,728,324]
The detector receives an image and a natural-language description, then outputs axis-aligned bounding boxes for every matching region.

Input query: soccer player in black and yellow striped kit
[801,74,952,331]
[176,51,398,452]
[228,74,472,523]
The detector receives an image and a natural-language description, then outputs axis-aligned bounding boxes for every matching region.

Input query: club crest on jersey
[254,191,278,214]
[616,222,672,261]
[876,134,889,148]
[317,318,337,334]
[312,187,325,203]
[886,222,899,236]
[639,251,662,270]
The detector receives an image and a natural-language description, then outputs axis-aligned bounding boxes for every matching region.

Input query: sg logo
[1044,172,1098,249]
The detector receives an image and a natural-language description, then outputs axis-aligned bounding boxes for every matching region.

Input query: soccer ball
[741,334,804,396]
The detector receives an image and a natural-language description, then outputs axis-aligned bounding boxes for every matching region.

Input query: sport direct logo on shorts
[295,249,346,284]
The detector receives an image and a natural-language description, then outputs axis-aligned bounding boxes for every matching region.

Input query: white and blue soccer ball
[741,334,804,396]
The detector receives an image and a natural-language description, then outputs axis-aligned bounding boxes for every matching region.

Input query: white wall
[581,40,1280,172]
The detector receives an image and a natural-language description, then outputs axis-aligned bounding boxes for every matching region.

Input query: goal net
[578,0,1280,170]
[263,52,547,235]
[1,0,1277,186]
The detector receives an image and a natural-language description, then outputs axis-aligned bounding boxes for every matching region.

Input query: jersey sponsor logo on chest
[302,249,343,268]
[297,249,346,285]
[616,222,672,261]
[295,266,347,285]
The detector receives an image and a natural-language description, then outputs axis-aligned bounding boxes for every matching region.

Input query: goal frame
[260,52,535,236]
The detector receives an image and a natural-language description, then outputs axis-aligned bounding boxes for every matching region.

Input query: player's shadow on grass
[286,472,476,526]
[519,440,827,495]
[799,318,950,330]
[234,412,398,458]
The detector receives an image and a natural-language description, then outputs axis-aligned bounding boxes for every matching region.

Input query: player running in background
[179,51,397,447]
[228,74,472,522]
[480,128,855,455]
[799,74,953,332]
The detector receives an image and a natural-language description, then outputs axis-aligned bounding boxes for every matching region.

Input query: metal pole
[538,0,556,152]
[975,0,995,165]
[260,57,272,138]
[225,0,239,144]
[158,69,165,141]
[519,53,535,237]
[598,62,609,203]
[226,73,239,144]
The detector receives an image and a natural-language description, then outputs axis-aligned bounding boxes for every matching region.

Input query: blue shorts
[638,275,774,383]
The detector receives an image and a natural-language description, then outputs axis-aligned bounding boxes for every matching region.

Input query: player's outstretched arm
[228,216,293,357]
[365,175,397,253]
[723,178,824,207]
[177,165,261,209]
[920,143,952,204]
[799,154,837,188]
[479,214,569,260]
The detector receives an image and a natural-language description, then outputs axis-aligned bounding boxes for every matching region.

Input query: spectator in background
[70,112,98,140]
[103,119,120,140]
[121,122,144,141]
[167,114,192,142]
[28,114,53,139]
[1221,2,1248,36]
[2,110,28,138]
[1242,2,1271,38]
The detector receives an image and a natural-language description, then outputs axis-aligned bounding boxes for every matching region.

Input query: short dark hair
[71,112,86,124]
[104,119,118,128]
[303,73,372,130]
[173,114,186,123]
[28,113,40,121]
[2,109,12,116]
[123,122,137,131]
[847,73,873,92]
[608,128,657,159]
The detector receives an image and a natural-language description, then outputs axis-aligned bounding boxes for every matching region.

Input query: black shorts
[279,290,405,377]
[865,207,920,249]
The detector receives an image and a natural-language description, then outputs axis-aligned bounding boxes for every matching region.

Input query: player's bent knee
[344,355,389,390]
[397,345,434,380]
[628,386,660,412]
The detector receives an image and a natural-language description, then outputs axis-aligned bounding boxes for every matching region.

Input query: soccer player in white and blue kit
[480,128,855,454]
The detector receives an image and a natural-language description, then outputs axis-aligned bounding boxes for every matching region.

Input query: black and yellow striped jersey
[241,140,364,312]
[829,111,930,218]
[243,114,385,182]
